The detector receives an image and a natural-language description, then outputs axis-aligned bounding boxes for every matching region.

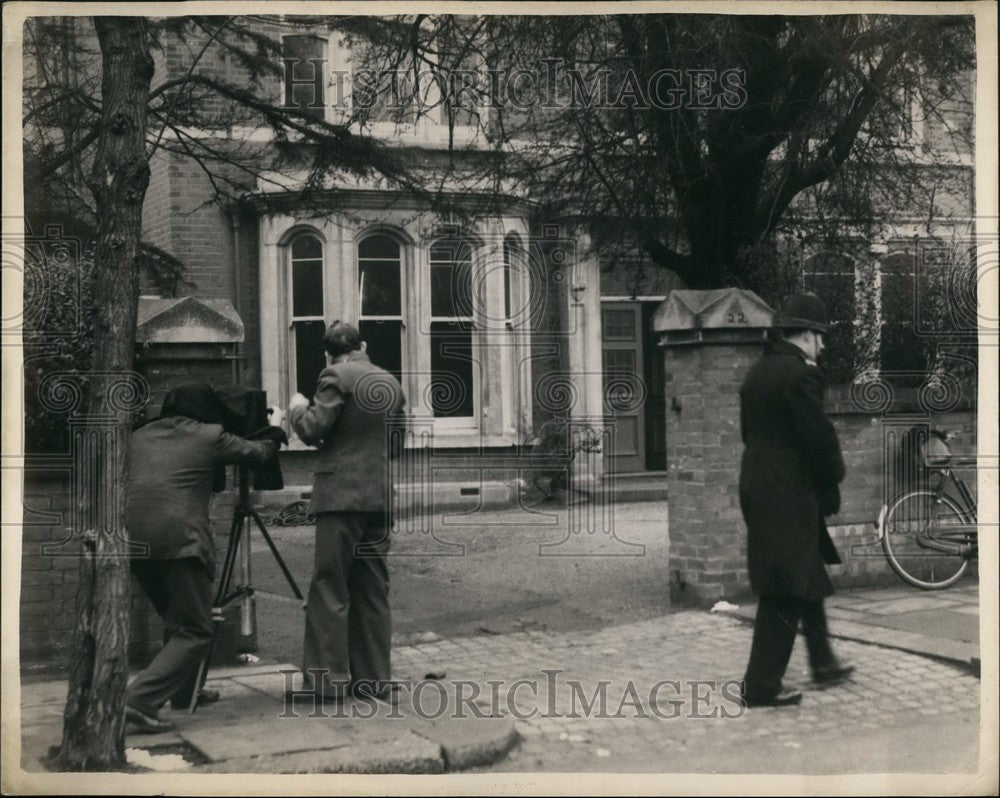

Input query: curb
[187,718,520,774]
[181,699,520,774]
[420,721,520,772]
[445,726,520,771]
[717,607,981,677]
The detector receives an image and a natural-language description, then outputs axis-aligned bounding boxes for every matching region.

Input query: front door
[601,302,645,474]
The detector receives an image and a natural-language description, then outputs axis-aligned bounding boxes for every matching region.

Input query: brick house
[18,14,978,663]
[120,17,694,493]
[132,17,974,486]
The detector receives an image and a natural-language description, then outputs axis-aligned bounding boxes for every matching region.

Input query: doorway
[601,301,667,474]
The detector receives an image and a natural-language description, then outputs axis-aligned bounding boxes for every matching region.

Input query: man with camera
[738,294,854,708]
[289,320,406,702]
[125,383,285,733]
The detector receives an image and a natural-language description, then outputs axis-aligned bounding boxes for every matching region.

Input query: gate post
[653,289,775,604]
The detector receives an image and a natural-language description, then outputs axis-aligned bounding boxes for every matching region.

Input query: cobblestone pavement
[388,611,981,774]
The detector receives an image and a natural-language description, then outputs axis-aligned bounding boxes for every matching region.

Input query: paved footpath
[394,608,982,774]
[16,582,988,779]
[18,662,517,775]
[824,580,981,668]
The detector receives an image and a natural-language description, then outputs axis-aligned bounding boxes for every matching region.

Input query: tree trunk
[58,17,153,771]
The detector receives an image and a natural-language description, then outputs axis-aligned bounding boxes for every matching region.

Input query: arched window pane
[291,234,323,261]
[359,234,401,316]
[291,234,324,317]
[289,233,325,399]
[359,235,400,260]
[358,234,403,383]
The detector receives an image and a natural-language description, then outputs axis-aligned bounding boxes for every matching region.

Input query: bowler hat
[779,293,829,334]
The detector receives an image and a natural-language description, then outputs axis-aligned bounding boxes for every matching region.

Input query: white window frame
[280,32,330,124]
[357,230,407,382]
[424,235,482,431]
[286,229,327,400]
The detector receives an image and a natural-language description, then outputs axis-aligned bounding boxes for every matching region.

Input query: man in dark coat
[739,294,854,707]
[125,383,281,732]
[289,321,406,701]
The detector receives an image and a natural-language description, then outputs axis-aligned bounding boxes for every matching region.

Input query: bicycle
[876,429,978,590]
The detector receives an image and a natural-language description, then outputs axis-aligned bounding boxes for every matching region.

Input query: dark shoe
[741,688,803,708]
[813,663,855,687]
[351,681,403,703]
[126,704,176,734]
[169,688,221,710]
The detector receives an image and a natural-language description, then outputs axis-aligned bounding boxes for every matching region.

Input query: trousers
[742,595,836,700]
[127,557,213,715]
[302,512,391,690]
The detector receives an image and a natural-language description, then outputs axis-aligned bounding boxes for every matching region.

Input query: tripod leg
[189,512,245,714]
[250,510,306,604]
[215,509,246,606]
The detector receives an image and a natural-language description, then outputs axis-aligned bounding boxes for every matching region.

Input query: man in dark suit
[126,383,282,732]
[289,321,405,701]
[738,294,854,708]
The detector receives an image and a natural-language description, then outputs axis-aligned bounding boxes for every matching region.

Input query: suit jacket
[290,352,406,514]
[127,416,278,573]
[738,340,846,600]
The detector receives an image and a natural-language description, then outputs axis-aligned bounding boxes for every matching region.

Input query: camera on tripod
[215,385,284,491]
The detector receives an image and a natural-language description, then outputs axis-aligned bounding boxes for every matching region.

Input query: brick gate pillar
[652,289,775,604]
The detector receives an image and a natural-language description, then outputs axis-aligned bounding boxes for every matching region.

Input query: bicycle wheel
[882,490,970,589]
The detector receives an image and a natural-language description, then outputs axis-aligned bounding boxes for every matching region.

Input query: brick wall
[663,338,978,604]
[20,469,80,669]
[826,390,977,525]
[20,470,164,673]
[142,148,172,248]
[141,144,260,287]
[160,155,236,300]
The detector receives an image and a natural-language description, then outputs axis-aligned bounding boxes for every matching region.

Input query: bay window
[272,215,530,446]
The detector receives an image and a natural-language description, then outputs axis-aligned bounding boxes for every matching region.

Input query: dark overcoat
[127,417,277,574]
[738,340,846,600]
[290,352,406,514]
